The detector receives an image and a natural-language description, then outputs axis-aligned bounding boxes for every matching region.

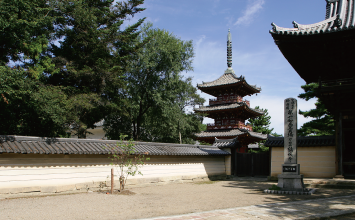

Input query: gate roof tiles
[264,135,335,147]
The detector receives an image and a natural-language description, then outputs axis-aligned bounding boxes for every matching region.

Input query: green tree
[0,0,56,77]
[0,0,147,137]
[0,66,72,136]
[46,0,146,138]
[105,134,149,192]
[247,106,273,135]
[104,23,205,143]
[297,83,335,136]
[247,106,277,153]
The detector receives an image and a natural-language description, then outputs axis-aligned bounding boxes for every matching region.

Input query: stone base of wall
[0,174,226,198]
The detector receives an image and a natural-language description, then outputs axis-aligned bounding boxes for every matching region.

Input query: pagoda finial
[227,29,232,68]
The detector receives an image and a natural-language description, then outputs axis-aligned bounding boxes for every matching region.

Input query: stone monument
[277,98,305,192]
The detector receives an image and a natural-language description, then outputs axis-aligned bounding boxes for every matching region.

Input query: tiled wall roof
[0,136,230,156]
[264,135,335,147]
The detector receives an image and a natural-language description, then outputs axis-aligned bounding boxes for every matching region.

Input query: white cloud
[196,35,206,48]
[234,0,265,26]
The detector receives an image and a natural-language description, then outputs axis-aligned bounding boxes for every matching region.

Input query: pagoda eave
[198,82,261,97]
[271,29,355,84]
[195,104,264,119]
[194,129,267,146]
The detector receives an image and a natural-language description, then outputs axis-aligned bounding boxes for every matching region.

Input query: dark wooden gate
[235,152,270,177]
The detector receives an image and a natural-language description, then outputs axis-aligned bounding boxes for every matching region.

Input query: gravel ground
[1,180,354,220]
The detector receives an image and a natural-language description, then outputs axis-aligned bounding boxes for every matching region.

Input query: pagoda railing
[206,122,253,131]
[209,98,250,106]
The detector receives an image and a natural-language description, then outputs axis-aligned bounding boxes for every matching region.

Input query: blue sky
[126,0,327,135]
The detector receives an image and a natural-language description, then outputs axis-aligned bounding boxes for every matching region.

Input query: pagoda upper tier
[194,102,264,120]
[197,68,261,97]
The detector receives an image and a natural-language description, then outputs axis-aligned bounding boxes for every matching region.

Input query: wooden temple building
[194,30,267,153]
[270,0,355,178]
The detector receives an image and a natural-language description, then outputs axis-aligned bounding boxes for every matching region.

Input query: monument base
[333,175,344,180]
[277,174,305,192]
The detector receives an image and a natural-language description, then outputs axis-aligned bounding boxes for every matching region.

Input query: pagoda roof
[195,129,244,138]
[197,69,261,93]
[194,103,264,116]
[270,0,355,36]
[194,129,267,140]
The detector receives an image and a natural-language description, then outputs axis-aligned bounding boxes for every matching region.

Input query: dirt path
[1,180,354,220]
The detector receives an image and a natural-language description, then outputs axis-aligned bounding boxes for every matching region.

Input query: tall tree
[46,0,146,138]
[247,106,273,135]
[0,0,56,77]
[247,106,279,152]
[0,66,72,136]
[0,0,146,137]
[298,83,335,136]
[104,23,205,143]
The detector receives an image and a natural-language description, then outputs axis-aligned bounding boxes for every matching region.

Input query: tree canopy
[0,0,146,137]
[104,23,205,143]
[248,106,274,135]
[297,83,335,136]
[1,2,205,143]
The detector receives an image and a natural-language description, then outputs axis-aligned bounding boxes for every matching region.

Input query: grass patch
[269,184,281,190]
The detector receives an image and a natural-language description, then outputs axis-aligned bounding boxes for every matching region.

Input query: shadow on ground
[217,178,355,219]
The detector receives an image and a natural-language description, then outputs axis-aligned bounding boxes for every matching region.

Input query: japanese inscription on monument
[284,98,297,164]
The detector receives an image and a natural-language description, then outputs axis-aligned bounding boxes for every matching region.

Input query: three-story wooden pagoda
[194,30,267,151]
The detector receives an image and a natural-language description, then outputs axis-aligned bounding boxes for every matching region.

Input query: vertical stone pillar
[284,98,297,164]
[277,98,304,192]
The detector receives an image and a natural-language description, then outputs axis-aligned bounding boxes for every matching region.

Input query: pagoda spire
[227,29,232,68]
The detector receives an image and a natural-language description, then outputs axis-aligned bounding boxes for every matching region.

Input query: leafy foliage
[0,0,56,78]
[247,106,276,153]
[0,0,146,137]
[0,66,72,136]
[270,132,283,137]
[247,106,273,135]
[105,134,149,191]
[298,83,335,136]
[104,23,205,143]
[46,0,146,137]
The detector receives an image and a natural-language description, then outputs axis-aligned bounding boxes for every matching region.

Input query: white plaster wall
[271,146,336,178]
[0,155,225,190]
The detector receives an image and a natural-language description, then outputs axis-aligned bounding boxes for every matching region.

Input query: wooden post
[111,168,114,194]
